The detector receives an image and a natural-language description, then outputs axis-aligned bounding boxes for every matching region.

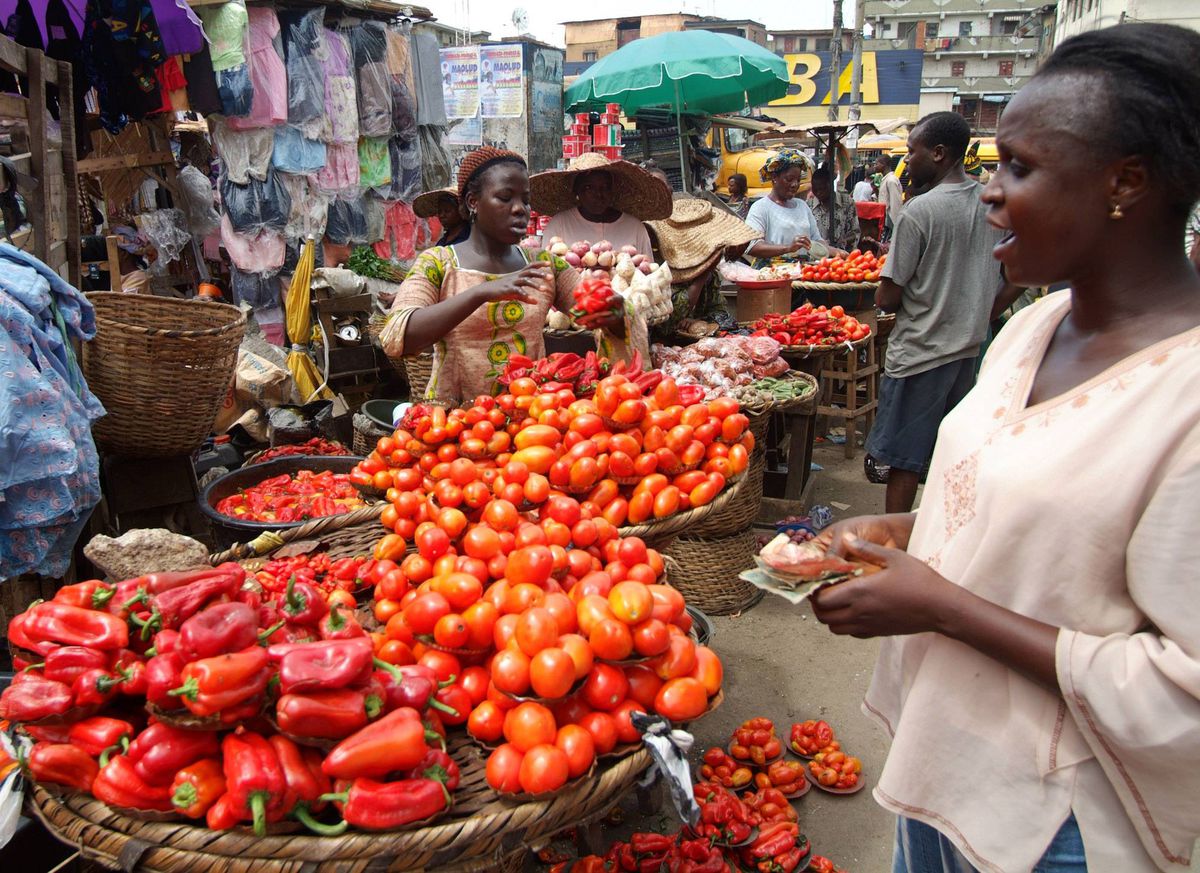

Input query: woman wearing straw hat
[645,197,761,335]
[413,186,470,247]
[532,153,673,254]
[382,147,624,403]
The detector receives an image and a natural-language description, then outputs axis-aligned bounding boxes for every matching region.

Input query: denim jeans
[893,813,1087,873]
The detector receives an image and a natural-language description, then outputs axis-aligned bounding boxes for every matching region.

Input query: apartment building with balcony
[563,15,769,79]
[1054,0,1200,44]
[767,29,854,57]
[863,0,1056,133]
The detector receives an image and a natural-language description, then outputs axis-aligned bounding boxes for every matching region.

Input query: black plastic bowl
[687,605,714,648]
[362,399,402,431]
[200,455,367,549]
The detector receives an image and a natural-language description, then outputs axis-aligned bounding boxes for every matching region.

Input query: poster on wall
[441,46,481,119]
[447,111,483,146]
[532,48,562,83]
[531,80,562,135]
[480,45,524,118]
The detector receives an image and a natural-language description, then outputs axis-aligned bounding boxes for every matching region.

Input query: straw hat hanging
[530,153,673,221]
[646,198,761,284]
[412,187,460,219]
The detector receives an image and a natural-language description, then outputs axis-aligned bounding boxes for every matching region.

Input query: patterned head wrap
[456,147,526,201]
[759,148,811,183]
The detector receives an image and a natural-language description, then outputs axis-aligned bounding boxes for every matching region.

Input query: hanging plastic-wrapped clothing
[0,243,105,580]
[410,30,448,127]
[177,165,221,239]
[281,6,327,135]
[373,200,421,263]
[183,43,223,117]
[325,199,368,246]
[372,136,420,202]
[210,119,273,184]
[82,0,167,132]
[352,22,392,138]
[315,142,360,197]
[220,169,290,234]
[230,264,280,310]
[322,28,358,145]
[280,173,331,242]
[196,0,252,117]
[419,125,453,192]
[358,136,392,190]
[385,28,418,143]
[272,126,327,175]
[227,6,287,130]
[364,195,387,245]
[139,209,192,273]
[221,214,285,274]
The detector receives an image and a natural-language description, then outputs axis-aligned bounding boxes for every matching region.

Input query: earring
[1109,201,1124,219]
[469,208,478,221]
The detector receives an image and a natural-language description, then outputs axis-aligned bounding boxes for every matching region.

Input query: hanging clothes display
[226,6,288,131]
[280,173,331,241]
[322,28,358,145]
[280,7,326,136]
[351,22,392,138]
[0,243,105,580]
[220,169,290,234]
[357,136,392,190]
[210,120,273,185]
[373,201,421,262]
[220,213,285,273]
[183,44,223,117]
[384,28,418,143]
[272,126,327,175]
[196,0,251,117]
[153,57,188,114]
[82,0,167,132]
[325,198,368,246]
[315,143,360,197]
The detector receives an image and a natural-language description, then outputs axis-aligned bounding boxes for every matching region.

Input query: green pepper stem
[257,620,286,644]
[121,590,148,611]
[250,792,268,838]
[429,698,459,718]
[172,781,198,810]
[372,657,402,679]
[92,586,116,608]
[364,694,383,720]
[21,662,44,672]
[285,576,304,614]
[293,803,348,836]
[317,791,349,804]
[325,604,346,631]
[166,677,199,701]
[438,674,457,688]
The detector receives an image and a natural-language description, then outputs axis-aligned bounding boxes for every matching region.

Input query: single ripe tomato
[542,592,578,635]
[519,743,570,794]
[608,581,653,624]
[433,613,470,648]
[419,649,462,684]
[578,711,618,754]
[581,662,628,712]
[555,724,596,779]
[416,526,452,561]
[624,664,664,709]
[507,546,554,588]
[650,634,697,681]
[689,645,724,696]
[515,607,559,657]
[491,648,532,696]
[463,600,500,650]
[486,743,524,792]
[611,699,646,744]
[653,677,708,722]
[463,526,502,560]
[469,700,506,743]
[404,592,451,636]
[576,594,615,636]
[458,665,491,707]
[530,647,576,699]
[503,702,557,753]
[589,618,634,661]
[630,618,671,657]
[557,633,595,680]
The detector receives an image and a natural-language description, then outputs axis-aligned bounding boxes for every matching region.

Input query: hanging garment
[216,63,253,118]
[280,7,326,134]
[321,28,358,145]
[280,173,331,242]
[0,243,105,580]
[210,119,272,184]
[226,6,287,130]
[82,0,167,132]
[372,200,420,262]
[153,57,188,114]
[220,169,290,234]
[183,43,223,117]
[358,136,392,190]
[196,0,248,71]
[351,22,391,138]
[45,0,91,158]
[230,264,280,310]
[220,213,285,273]
[314,142,360,197]
[325,199,368,246]
[384,28,417,143]
[272,126,327,175]
[410,30,447,127]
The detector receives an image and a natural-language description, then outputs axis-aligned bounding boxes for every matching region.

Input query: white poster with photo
[480,45,524,118]
[440,46,481,119]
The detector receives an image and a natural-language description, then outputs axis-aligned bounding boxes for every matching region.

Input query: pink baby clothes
[314,142,359,196]
[220,213,285,273]
[226,7,287,130]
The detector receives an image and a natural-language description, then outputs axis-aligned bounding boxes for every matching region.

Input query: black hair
[811,166,833,182]
[729,173,746,186]
[1035,23,1200,214]
[911,111,971,162]
[463,156,527,217]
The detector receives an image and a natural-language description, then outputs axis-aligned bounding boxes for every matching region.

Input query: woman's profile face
[470,163,532,245]
[983,76,1112,288]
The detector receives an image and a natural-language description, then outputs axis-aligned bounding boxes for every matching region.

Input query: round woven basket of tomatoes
[793,250,886,290]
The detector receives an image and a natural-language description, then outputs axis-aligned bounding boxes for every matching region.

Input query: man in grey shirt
[867,111,1016,513]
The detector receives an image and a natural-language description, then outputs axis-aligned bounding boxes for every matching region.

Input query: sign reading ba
[770,49,924,107]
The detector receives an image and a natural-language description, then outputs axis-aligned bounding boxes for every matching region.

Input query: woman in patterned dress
[383,148,623,403]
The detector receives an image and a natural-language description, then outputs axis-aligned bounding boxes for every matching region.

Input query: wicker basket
[209,504,386,565]
[82,293,246,457]
[27,735,651,873]
[352,411,392,456]
[619,475,744,551]
[688,450,766,539]
[403,352,434,399]
[663,530,764,616]
[740,372,819,441]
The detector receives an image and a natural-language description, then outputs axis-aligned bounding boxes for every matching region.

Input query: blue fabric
[217,63,253,117]
[866,357,975,474]
[0,243,105,579]
[271,126,327,174]
[893,813,1087,873]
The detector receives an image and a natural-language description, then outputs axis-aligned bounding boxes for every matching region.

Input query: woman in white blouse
[811,23,1200,873]
[745,149,846,265]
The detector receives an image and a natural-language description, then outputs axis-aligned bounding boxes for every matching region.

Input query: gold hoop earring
[1109,202,1124,219]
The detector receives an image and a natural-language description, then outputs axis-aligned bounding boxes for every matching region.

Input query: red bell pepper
[0,674,74,722]
[169,647,270,718]
[92,754,174,811]
[113,656,148,697]
[129,573,241,637]
[321,707,437,780]
[206,791,243,830]
[407,747,461,791]
[68,717,134,758]
[171,758,226,819]
[222,731,289,836]
[71,668,123,707]
[277,637,373,695]
[321,775,450,832]
[127,722,221,787]
[280,576,329,627]
[52,579,116,610]
[24,724,71,744]
[276,689,380,739]
[6,612,56,655]
[22,602,128,650]
[270,735,329,812]
[372,659,458,716]
[145,651,186,710]
[26,743,99,792]
[177,602,259,661]
[319,603,364,640]
[38,646,110,685]
[146,629,180,657]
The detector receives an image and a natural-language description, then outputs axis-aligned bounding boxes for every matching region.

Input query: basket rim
[210,503,386,564]
[86,292,247,340]
[620,472,744,540]
[738,371,819,416]
[790,280,880,292]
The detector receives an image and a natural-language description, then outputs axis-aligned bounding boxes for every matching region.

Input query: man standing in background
[866,112,1016,513]
[873,154,904,235]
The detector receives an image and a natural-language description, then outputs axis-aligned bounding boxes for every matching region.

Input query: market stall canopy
[564,30,790,116]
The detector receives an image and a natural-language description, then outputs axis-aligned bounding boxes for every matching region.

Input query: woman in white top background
[811,22,1200,873]
[745,149,846,267]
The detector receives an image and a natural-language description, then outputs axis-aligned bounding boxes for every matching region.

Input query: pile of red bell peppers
[2,563,458,836]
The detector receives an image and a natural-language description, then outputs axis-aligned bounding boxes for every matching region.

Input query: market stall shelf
[27,735,653,873]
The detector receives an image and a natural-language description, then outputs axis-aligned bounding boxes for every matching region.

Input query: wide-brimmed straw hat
[530,153,673,221]
[646,197,762,283]
[413,187,459,219]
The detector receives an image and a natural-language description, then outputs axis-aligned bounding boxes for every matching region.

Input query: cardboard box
[735,285,793,324]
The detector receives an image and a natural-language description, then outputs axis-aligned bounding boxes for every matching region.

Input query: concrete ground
[533,440,898,871]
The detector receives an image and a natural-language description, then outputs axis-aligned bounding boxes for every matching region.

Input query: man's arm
[876,277,903,312]
[990,280,1025,321]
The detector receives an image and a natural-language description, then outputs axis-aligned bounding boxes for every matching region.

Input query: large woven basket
[352,411,392,456]
[366,313,434,399]
[209,504,386,565]
[27,735,651,873]
[82,293,246,457]
[663,530,763,616]
[620,474,744,551]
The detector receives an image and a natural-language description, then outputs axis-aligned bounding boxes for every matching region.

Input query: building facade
[416,19,491,48]
[683,18,768,46]
[767,29,853,57]
[1054,0,1200,43]
[562,14,701,76]
[862,0,1057,133]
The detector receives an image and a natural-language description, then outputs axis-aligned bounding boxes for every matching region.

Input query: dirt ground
[532,440,898,871]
